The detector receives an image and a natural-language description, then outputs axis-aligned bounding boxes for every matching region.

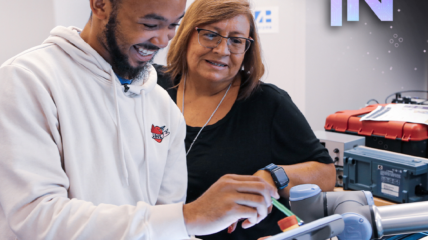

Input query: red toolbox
[325,104,428,158]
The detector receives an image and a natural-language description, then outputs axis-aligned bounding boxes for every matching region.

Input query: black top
[154,65,333,240]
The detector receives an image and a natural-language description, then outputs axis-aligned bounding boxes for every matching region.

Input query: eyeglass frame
[195,27,254,54]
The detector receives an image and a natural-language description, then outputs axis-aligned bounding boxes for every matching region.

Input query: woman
[155,0,336,239]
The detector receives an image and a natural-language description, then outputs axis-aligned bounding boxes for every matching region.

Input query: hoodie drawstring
[125,86,153,204]
[111,69,129,187]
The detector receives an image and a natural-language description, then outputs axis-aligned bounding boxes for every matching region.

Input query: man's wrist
[183,203,196,236]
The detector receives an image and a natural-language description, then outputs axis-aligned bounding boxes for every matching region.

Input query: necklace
[181,76,232,155]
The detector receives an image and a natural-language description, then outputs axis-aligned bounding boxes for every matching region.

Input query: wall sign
[331,0,393,26]
[254,6,279,34]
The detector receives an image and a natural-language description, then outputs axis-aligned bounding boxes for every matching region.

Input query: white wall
[53,0,91,29]
[0,0,90,65]
[0,0,55,64]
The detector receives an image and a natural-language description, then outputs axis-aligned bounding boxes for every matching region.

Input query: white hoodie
[0,26,189,240]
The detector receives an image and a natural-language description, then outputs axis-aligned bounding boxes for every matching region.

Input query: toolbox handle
[325,105,382,132]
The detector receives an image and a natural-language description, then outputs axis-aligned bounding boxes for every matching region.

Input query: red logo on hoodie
[151,125,170,143]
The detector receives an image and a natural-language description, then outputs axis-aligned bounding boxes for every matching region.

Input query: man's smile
[134,45,157,57]
[131,45,158,62]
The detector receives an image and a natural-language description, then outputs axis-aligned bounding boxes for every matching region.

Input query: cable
[271,197,304,225]
[384,90,428,104]
[366,99,379,105]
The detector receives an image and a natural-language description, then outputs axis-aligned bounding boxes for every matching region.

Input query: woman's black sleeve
[270,90,333,165]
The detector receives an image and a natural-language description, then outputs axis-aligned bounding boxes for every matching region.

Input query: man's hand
[227,170,276,234]
[183,174,279,236]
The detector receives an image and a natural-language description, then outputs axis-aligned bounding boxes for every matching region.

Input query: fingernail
[227,226,232,234]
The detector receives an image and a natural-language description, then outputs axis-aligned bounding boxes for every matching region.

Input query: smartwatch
[260,163,289,189]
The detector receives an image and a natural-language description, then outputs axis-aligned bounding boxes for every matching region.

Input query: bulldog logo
[151,125,170,143]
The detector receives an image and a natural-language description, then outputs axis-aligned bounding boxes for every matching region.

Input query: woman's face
[186,14,250,84]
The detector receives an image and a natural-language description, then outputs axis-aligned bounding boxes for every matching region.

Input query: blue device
[343,146,428,203]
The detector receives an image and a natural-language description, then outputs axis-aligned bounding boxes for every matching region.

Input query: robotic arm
[267,184,428,240]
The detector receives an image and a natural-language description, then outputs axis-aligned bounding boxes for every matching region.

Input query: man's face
[101,0,186,79]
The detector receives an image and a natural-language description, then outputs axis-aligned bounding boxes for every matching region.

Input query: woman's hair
[166,0,265,100]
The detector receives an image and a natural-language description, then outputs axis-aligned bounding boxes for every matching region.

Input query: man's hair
[166,0,265,100]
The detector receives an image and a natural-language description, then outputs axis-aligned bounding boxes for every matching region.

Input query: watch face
[274,168,289,185]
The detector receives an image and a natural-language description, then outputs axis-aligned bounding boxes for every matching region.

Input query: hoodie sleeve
[152,102,189,239]
[155,101,188,206]
[0,64,190,240]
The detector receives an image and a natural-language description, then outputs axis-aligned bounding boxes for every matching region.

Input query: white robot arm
[267,184,428,240]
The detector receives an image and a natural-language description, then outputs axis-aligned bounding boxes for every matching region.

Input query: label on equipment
[377,165,402,198]
[381,183,399,197]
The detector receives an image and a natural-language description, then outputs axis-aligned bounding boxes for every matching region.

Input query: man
[0,0,278,239]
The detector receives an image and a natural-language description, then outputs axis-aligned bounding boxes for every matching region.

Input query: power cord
[384,90,428,104]
[366,99,379,106]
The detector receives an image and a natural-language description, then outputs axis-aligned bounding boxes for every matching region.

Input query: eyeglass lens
[198,29,250,54]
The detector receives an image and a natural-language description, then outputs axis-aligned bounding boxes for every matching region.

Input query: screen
[274,169,288,185]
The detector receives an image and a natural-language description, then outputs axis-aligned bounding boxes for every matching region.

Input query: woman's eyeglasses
[196,27,253,54]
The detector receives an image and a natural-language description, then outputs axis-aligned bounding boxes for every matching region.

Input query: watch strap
[261,163,278,172]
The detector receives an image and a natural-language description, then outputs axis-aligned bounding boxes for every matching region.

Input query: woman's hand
[253,170,276,188]
[252,170,275,214]
[253,169,276,216]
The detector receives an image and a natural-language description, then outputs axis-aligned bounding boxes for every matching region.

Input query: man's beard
[103,12,158,80]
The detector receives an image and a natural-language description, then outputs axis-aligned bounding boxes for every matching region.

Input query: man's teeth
[137,47,155,56]
[209,61,226,67]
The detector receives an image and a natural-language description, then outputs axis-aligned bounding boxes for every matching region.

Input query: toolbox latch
[402,134,411,142]
[384,121,406,140]
[358,128,373,136]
